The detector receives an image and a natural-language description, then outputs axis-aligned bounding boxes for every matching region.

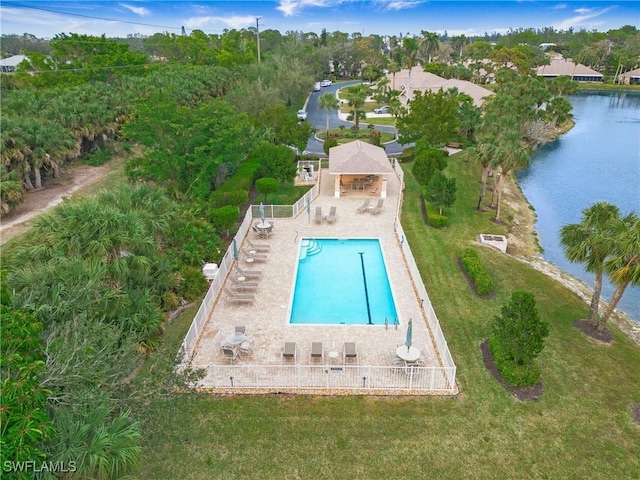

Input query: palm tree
[343,85,368,133]
[470,141,497,211]
[489,130,530,223]
[598,212,640,331]
[420,30,440,63]
[387,60,401,90]
[387,98,405,139]
[560,202,620,325]
[0,166,24,214]
[48,404,142,479]
[318,93,339,140]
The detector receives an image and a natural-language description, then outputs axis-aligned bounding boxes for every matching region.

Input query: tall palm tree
[560,202,620,324]
[387,98,405,139]
[599,212,640,331]
[420,30,440,63]
[343,85,368,133]
[387,60,401,90]
[318,93,339,140]
[489,131,530,223]
[470,141,497,211]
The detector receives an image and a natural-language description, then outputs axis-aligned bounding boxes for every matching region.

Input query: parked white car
[320,79,332,87]
[313,82,321,91]
[297,109,307,120]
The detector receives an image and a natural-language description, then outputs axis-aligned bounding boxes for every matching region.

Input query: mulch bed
[630,403,640,426]
[573,319,613,344]
[457,258,495,300]
[480,339,543,402]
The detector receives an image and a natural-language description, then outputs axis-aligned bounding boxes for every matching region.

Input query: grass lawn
[138,150,640,479]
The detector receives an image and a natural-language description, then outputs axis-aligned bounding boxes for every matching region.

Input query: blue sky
[1,1,638,39]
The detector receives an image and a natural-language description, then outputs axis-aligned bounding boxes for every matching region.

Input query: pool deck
[192,168,444,372]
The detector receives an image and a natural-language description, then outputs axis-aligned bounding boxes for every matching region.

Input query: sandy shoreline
[501,173,640,347]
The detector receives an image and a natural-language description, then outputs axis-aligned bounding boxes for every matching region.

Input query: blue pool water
[289,238,398,325]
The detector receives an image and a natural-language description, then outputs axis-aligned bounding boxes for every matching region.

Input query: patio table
[396,345,420,362]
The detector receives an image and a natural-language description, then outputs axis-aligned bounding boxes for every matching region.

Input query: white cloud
[554,7,613,30]
[183,14,256,31]
[550,3,568,10]
[384,1,423,11]
[277,0,332,17]
[119,3,151,17]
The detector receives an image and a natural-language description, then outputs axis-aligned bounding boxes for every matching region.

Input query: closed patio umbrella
[405,318,413,351]
[259,202,265,224]
[306,195,311,224]
[232,238,238,260]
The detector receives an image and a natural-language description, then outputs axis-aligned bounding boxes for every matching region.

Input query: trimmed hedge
[209,189,249,207]
[425,201,449,228]
[460,247,494,295]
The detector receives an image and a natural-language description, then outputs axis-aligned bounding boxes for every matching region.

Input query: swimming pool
[289,238,398,325]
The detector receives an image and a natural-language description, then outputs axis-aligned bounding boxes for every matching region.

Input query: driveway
[303,81,407,157]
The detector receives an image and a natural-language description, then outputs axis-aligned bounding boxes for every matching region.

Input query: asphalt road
[302,81,407,157]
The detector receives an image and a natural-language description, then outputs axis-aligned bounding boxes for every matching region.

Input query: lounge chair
[246,239,270,252]
[223,288,254,304]
[326,206,337,224]
[242,248,267,259]
[369,186,379,195]
[370,198,384,215]
[228,277,259,291]
[315,206,323,224]
[344,342,357,364]
[310,342,323,363]
[356,199,371,213]
[221,345,239,363]
[282,342,296,363]
[244,255,267,264]
[234,266,262,278]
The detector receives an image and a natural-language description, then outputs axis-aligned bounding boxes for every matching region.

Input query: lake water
[517,91,640,324]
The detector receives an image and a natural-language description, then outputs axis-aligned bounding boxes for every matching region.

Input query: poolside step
[299,239,322,260]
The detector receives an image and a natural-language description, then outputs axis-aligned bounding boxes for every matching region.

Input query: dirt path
[0,160,123,245]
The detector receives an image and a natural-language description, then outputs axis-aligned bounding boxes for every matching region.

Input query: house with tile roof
[536,58,603,82]
[616,68,640,85]
[387,66,494,108]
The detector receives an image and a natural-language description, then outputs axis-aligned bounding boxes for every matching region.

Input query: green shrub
[209,189,249,207]
[425,202,449,228]
[218,158,261,192]
[83,146,113,166]
[460,247,494,295]
[178,265,209,301]
[488,336,541,386]
[323,137,338,155]
[210,205,239,235]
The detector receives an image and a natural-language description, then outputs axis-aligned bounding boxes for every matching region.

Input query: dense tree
[412,141,447,185]
[397,89,460,146]
[426,171,457,215]
[123,96,255,200]
[489,290,549,386]
[255,177,280,203]
[251,143,297,183]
